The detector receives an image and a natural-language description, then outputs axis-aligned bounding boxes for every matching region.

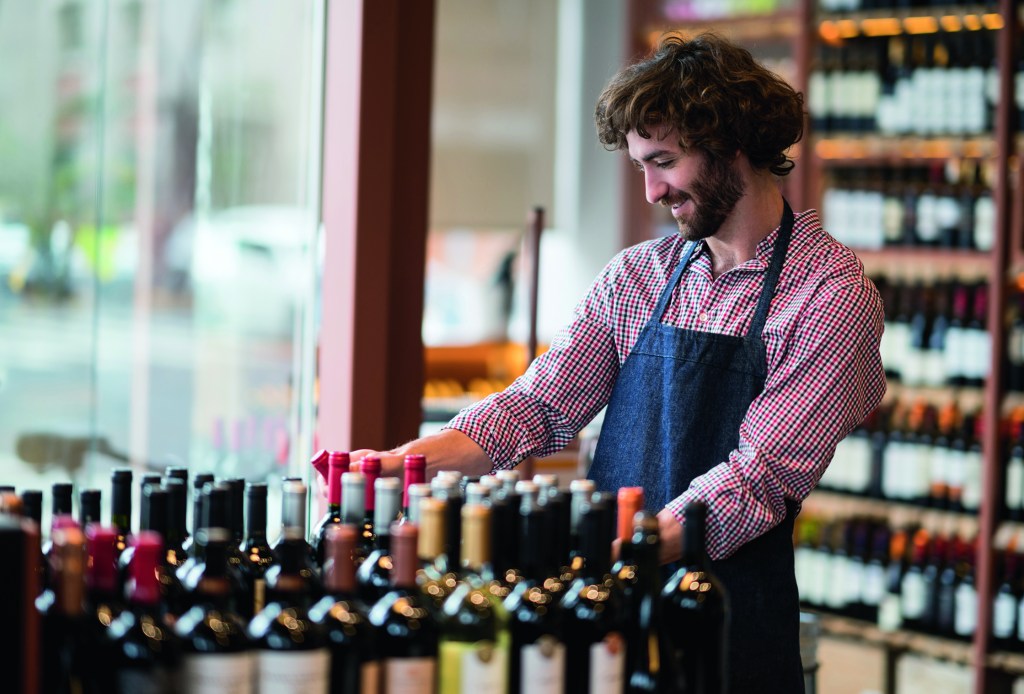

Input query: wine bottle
[900,528,929,631]
[341,471,374,562]
[434,477,465,579]
[993,549,1020,648]
[36,526,90,694]
[406,483,432,525]
[79,489,100,528]
[111,468,133,560]
[540,490,573,593]
[487,492,520,599]
[403,454,426,516]
[878,529,907,632]
[417,497,458,610]
[439,504,509,693]
[118,483,167,581]
[568,479,596,573]
[357,476,403,604]
[936,535,964,636]
[561,493,625,694]
[861,523,890,623]
[242,482,275,616]
[361,456,382,540]
[84,524,123,631]
[370,522,440,694]
[495,470,519,497]
[224,478,245,549]
[161,479,188,570]
[179,484,250,616]
[954,540,978,641]
[505,489,564,694]
[920,532,947,634]
[310,524,380,694]
[181,473,214,558]
[107,532,183,692]
[1007,418,1024,522]
[611,487,644,603]
[624,511,667,693]
[249,530,331,692]
[312,450,348,567]
[127,486,186,620]
[0,514,42,694]
[174,528,255,694]
[275,479,322,598]
[661,502,726,694]
[42,483,74,563]
[20,489,42,528]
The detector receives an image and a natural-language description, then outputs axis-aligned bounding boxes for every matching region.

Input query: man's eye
[655,160,674,169]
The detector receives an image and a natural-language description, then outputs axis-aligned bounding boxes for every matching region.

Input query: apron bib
[589,201,804,693]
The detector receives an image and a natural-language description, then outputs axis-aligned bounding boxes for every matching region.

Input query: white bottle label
[183,652,255,694]
[826,555,849,609]
[994,593,1017,639]
[258,649,330,694]
[962,451,983,511]
[589,634,625,694]
[441,640,506,693]
[521,637,565,694]
[843,559,865,606]
[1007,459,1024,512]
[386,658,437,694]
[862,564,885,606]
[955,584,978,636]
[902,572,927,619]
[878,593,902,632]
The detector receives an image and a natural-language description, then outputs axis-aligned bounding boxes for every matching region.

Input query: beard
[664,154,745,241]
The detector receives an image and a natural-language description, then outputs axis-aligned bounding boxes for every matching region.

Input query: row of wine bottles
[795,513,982,640]
[822,398,984,511]
[822,160,995,251]
[818,1,1008,13]
[809,32,1010,137]
[0,457,728,694]
[874,276,990,388]
[796,511,1024,652]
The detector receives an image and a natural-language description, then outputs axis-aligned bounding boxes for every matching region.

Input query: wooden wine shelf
[815,612,975,666]
[854,247,992,280]
[646,9,802,44]
[814,136,1000,163]
[987,651,1024,675]
[817,6,1005,40]
[805,489,981,534]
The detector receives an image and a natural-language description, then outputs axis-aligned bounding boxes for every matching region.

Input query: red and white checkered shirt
[446,208,886,560]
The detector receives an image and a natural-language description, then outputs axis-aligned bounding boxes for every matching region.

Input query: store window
[0,0,324,531]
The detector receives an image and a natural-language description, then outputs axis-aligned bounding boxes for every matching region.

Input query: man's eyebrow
[630,149,673,165]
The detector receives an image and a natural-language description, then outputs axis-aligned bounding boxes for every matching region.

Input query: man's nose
[644,172,668,206]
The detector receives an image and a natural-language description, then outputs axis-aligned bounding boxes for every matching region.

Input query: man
[342,33,885,691]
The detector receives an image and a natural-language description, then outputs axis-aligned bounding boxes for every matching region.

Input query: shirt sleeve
[443,256,624,469]
[665,274,886,560]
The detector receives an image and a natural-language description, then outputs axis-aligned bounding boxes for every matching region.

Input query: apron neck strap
[649,198,796,334]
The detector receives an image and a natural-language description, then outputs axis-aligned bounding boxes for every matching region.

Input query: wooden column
[318,0,435,453]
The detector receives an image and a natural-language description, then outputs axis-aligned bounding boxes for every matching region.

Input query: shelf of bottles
[0,459,729,693]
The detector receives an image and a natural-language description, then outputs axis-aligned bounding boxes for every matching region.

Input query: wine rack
[630,1,1022,692]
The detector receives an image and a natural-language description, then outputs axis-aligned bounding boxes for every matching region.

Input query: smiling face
[626,127,745,242]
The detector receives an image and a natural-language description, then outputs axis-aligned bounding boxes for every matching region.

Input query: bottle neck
[111,481,132,534]
[246,489,268,544]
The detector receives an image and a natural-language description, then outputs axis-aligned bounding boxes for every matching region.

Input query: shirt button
[699,311,709,323]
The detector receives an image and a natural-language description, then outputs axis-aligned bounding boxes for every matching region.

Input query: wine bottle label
[588,633,625,694]
[910,443,932,500]
[862,564,885,606]
[955,584,978,636]
[521,637,565,694]
[994,593,1017,639]
[944,327,965,381]
[183,652,255,694]
[439,639,507,693]
[1016,597,1024,641]
[118,668,179,694]
[901,572,927,619]
[1006,460,1024,511]
[385,657,437,694]
[253,578,266,614]
[974,197,995,252]
[962,451,983,511]
[825,555,849,609]
[878,593,902,632]
[809,551,829,606]
[259,648,330,693]
[795,547,813,601]
[843,559,865,606]
[361,661,381,694]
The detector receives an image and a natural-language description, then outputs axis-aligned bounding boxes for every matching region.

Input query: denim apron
[588,201,803,693]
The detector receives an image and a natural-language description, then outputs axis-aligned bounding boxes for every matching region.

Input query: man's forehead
[626,127,682,159]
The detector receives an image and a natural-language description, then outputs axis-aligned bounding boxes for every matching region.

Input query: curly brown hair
[595,32,805,176]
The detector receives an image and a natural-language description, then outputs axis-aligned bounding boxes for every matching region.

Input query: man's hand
[657,507,684,565]
[313,429,492,499]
